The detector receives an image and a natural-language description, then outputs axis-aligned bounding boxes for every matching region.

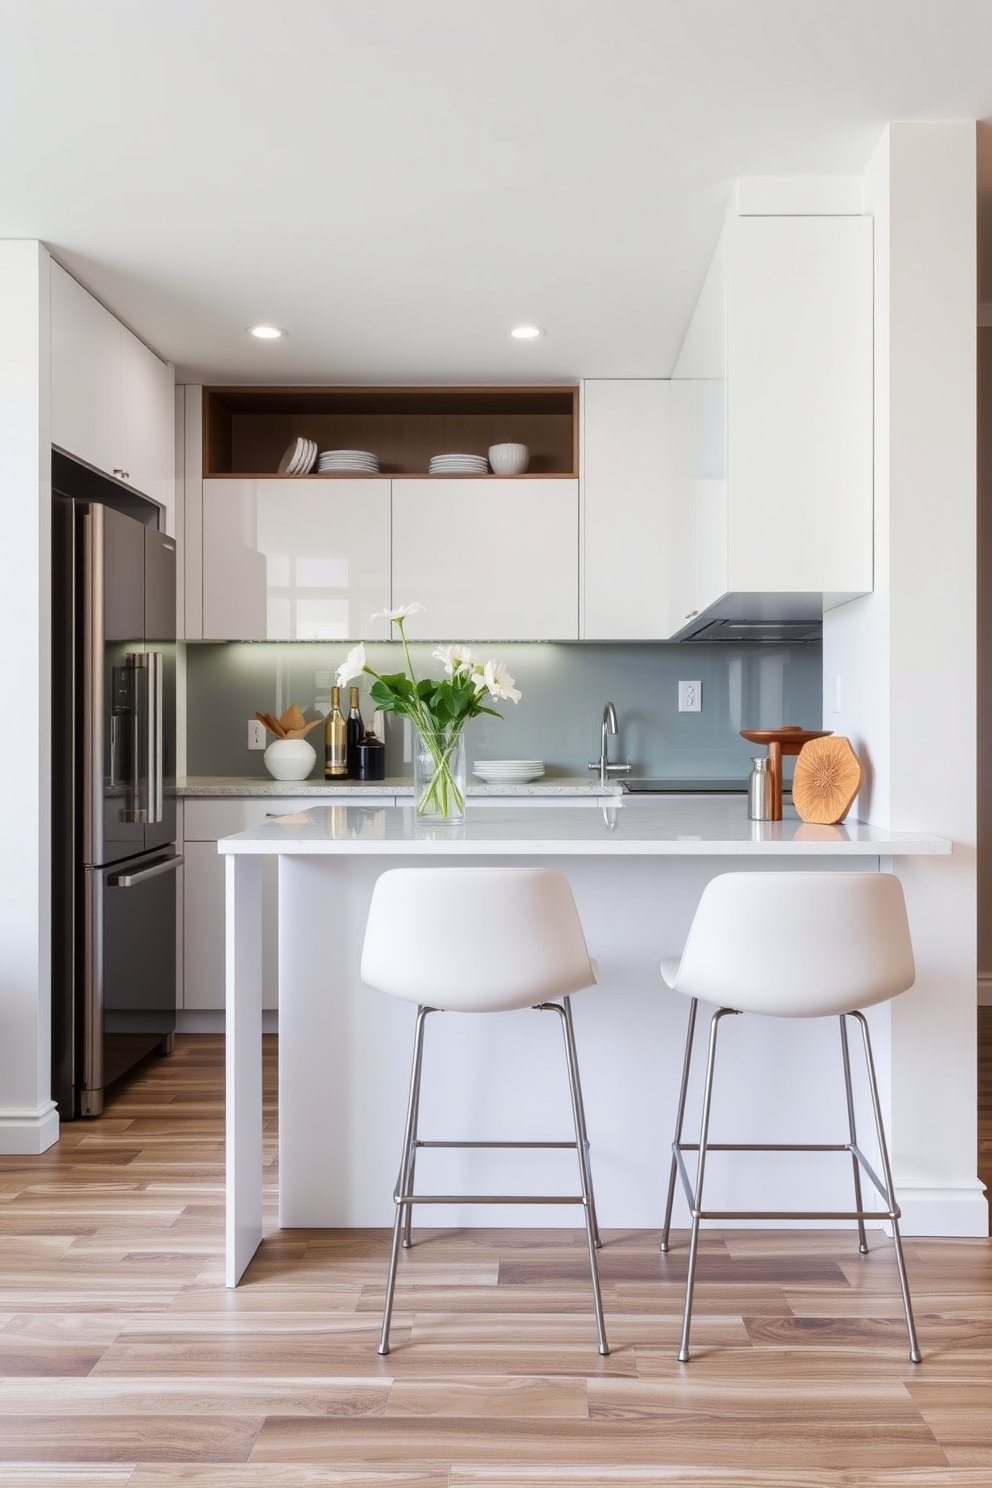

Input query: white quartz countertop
[216,798,951,857]
[177,775,620,798]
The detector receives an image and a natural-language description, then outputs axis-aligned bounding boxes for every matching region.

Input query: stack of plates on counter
[277,437,318,475]
[317,449,380,473]
[473,759,545,784]
[429,452,489,475]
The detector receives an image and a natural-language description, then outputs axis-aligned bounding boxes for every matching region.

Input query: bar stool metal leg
[541,1000,609,1355]
[839,1014,869,1255]
[379,1004,432,1356]
[678,1006,734,1363]
[851,1011,922,1364]
[560,995,602,1249]
[661,996,699,1254]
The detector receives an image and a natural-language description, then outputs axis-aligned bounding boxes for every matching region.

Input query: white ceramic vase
[263,737,317,781]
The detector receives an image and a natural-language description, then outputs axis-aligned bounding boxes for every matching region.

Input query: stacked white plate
[277,437,318,475]
[317,449,380,473]
[473,759,545,784]
[429,452,489,475]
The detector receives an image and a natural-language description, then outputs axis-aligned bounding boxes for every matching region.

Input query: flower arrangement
[336,603,521,818]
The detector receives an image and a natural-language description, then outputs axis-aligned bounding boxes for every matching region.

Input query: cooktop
[622,778,748,794]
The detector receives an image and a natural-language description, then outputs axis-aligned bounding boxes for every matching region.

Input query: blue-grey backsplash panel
[185,641,823,781]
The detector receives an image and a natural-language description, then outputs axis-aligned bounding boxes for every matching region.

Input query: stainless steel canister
[747,756,774,820]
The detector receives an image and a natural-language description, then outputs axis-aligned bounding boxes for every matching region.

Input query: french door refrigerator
[52,458,180,1117]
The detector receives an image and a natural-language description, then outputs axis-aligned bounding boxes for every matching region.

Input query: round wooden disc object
[791,736,863,824]
[739,725,832,753]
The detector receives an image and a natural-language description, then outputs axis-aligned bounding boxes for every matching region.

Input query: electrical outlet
[247,718,266,750]
[678,680,702,713]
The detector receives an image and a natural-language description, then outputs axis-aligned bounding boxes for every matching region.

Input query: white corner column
[0,241,58,1153]
[823,124,986,1234]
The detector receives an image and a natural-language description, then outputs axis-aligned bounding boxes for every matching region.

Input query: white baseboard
[0,1101,59,1154]
[895,1182,989,1236]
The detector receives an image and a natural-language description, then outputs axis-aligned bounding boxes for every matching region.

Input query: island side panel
[275,852,881,1230]
[225,853,264,1285]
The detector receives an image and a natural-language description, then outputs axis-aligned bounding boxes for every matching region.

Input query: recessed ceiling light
[509,324,546,340]
[247,324,287,340]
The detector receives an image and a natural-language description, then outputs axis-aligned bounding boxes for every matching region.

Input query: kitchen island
[219,798,950,1285]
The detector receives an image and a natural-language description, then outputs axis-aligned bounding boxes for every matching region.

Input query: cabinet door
[182,840,279,1011]
[667,377,696,633]
[201,478,392,641]
[120,325,175,519]
[50,262,121,477]
[581,381,670,639]
[726,215,873,597]
[182,797,375,1011]
[392,479,578,639]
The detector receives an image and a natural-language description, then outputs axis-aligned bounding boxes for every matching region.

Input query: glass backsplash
[184,640,823,781]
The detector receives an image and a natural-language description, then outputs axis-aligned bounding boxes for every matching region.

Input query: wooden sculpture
[791,735,863,824]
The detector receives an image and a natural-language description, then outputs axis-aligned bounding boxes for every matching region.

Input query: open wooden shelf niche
[203,385,579,478]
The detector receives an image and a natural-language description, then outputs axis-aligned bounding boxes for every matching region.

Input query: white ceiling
[3,0,992,384]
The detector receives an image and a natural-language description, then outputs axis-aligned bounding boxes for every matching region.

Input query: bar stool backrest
[668,871,916,1017]
[361,866,596,1012]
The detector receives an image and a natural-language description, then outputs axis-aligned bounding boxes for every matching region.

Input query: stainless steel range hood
[673,593,825,644]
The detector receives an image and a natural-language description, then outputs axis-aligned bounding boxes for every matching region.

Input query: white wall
[823,124,985,1234]
[0,242,58,1153]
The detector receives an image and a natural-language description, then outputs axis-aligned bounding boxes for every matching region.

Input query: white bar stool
[659,870,921,1364]
[361,865,609,1356]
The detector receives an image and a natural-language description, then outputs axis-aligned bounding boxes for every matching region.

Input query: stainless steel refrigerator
[51,453,180,1117]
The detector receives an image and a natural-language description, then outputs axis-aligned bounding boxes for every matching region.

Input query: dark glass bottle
[346,686,364,778]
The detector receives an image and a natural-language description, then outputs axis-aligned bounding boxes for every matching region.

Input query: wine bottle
[346,686,364,778]
[324,686,347,778]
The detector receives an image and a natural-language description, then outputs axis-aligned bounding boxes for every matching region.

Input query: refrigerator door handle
[121,652,154,825]
[148,650,164,825]
[108,853,183,888]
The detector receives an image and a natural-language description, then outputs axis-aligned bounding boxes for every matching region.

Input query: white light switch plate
[678,680,702,712]
[247,718,267,750]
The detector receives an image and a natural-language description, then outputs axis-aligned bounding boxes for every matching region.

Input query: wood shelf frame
[203,385,579,478]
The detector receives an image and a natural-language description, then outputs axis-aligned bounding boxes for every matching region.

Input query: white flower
[335,643,366,687]
[482,660,521,704]
[370,602,426,623]
[432,644,475,675]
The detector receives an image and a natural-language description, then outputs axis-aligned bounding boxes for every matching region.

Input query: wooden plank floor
[0,1031,990,1487]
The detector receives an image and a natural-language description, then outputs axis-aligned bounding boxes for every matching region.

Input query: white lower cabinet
[391,479,579,639]
[201,478,392,641]
[182,797,391,1010]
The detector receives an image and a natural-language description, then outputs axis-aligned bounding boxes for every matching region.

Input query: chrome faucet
[589,701,632,786]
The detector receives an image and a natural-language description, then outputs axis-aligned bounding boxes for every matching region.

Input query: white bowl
[488,442,529,475]
[263,738,317,781]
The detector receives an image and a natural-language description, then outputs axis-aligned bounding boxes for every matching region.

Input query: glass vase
[413,726,467,822]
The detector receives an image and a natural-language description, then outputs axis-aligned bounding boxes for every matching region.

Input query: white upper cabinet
[392,479,579,639]
[580,380,670,639]
[667,214,873,638]
[119,323,175,516]
[201,478,392,641]
[50,261,175,529]
[51,261,121,477]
